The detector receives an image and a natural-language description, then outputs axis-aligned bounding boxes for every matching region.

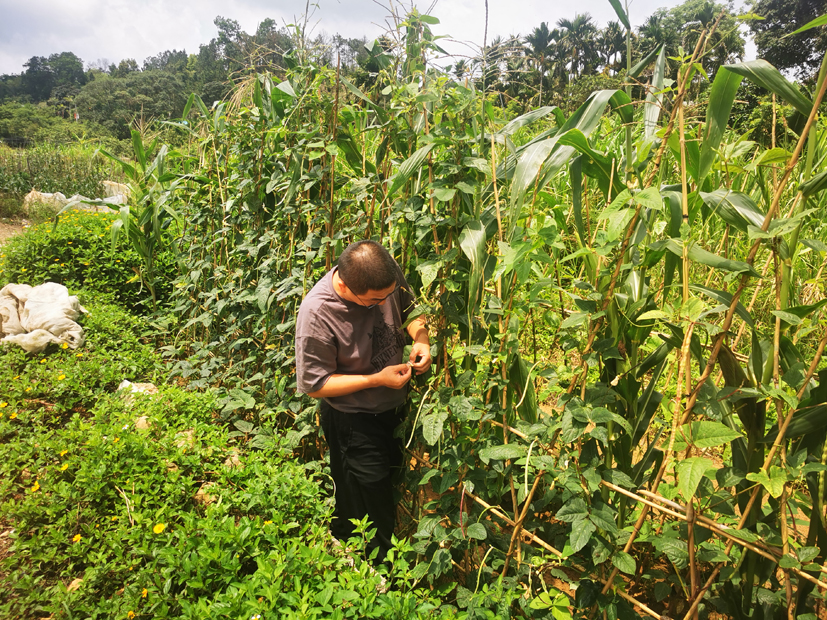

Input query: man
[295,240,431,564]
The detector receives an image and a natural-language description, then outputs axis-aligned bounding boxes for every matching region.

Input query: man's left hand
[409,342,432,375]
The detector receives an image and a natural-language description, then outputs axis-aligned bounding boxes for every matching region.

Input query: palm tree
[557,13,599,81]
[524,23,558,106]
[598,21,626,73]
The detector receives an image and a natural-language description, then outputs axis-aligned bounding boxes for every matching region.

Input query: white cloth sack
[0,283,86,353]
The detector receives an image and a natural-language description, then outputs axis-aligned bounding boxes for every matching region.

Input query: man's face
[351,282,399,308]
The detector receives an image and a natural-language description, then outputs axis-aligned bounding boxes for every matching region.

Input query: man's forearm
[407,316,429,344]
[308,373,379,399]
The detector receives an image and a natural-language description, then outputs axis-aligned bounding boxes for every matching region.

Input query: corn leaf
[724,60,813,117]
[644,46,667,141]
[698,68,744,183]
[700,189,765,232]
[653,238,762,278]
[789,13,827,35]
[386,143,435,198]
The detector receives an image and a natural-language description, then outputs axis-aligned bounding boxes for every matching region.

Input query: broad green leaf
[725,60,813,117]
[416,261,441,292]
[570,518,596,552]
[422,409,448,446]
[432,187,456,202]
[698,68,744,183]
[466,523,487,540]
[638,309,670,321]
[634,187,663,210]
[612,551,636,575]
[771,310,802,326]
[676,457,715,499]
[556,498,589,522]
[746,466,787,498]
[779,554,802,569]
[479,443,526,465]
[386,143,435,198]
[673,421,742,451]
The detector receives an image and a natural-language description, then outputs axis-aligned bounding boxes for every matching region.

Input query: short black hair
[337,240,398,295]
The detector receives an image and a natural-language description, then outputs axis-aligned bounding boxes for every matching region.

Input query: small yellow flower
[0,402,7,408]
[21,267,26,272]
[9,412,17,420]
[25,387,31,392]
[141,588,148,598]
[60,463,68,471]
[264,520,272,525]
[30,481,39,492]
[73,534,82,543]
[67,241,72,244]
[39,359,46,364]
[12,376,18,380]
[153,523,166,534]
[127,612,135,620]
[61,343,68,349]
[58,374,66,380]
[111,516,118,521]
[113,437,120,443]
[59,449,68,457]
[76,353,83,357]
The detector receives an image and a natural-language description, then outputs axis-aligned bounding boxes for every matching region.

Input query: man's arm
[406,315,432,375]
[308,364,412,398]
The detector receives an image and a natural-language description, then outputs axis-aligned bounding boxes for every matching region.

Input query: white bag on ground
[0,283,86,353]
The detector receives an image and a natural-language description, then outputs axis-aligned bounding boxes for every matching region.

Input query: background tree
[748,0,827,80]
[557,13,599,81]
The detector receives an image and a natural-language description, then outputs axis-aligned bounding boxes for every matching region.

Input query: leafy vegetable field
[3,6,827,620]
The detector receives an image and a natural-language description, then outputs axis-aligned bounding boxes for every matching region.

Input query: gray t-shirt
[295,266,414,413]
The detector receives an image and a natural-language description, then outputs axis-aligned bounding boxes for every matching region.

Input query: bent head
[336,241,399,307]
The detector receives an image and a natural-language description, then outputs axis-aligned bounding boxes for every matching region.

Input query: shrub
[0,209,175,311]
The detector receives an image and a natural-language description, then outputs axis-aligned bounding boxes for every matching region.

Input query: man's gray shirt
[295,267,414,414]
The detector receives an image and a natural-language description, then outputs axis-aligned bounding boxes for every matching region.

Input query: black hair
[337,240,398,295]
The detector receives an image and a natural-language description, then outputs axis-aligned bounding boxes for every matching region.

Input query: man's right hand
[375,363,412,389]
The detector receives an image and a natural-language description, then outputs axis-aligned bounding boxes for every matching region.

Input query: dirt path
[0,220,26,245]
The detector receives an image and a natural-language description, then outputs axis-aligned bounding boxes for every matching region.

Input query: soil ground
[0,219,26,245]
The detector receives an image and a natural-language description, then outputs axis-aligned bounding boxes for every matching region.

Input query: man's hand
[375,363,412,389]
[409,342,432,375]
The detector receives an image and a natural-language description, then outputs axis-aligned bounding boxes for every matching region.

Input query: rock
[67,578,83,592]
[134,416,151,431]
[194,482,217,506]
[223,449,242,469]
[118,380,159,406]
[175,429,195,450]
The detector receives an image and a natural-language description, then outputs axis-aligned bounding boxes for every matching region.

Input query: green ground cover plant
[0,209,175,312]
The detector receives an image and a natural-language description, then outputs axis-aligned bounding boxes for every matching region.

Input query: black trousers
[319,400,405,564]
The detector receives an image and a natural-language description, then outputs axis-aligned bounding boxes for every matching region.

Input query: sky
[0,0,755,75]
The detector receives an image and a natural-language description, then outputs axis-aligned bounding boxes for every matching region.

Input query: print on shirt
[371,319,404,371]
